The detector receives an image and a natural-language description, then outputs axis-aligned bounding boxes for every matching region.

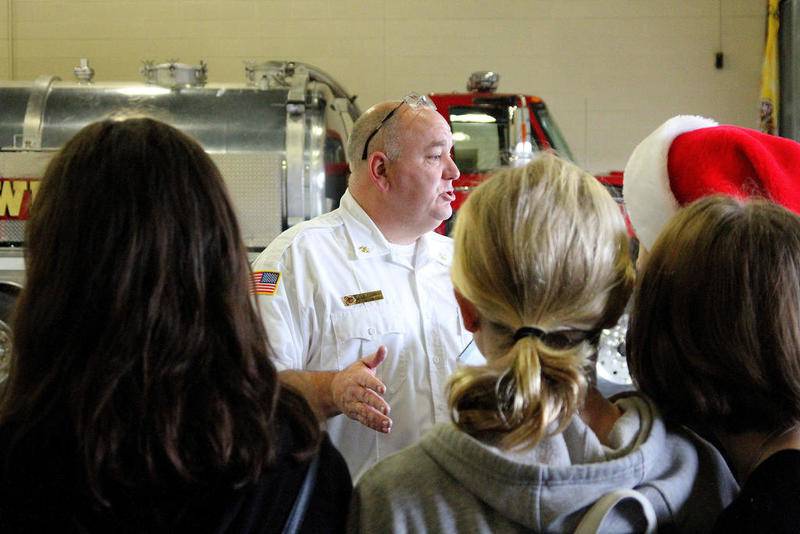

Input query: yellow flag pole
[760,0,781,135]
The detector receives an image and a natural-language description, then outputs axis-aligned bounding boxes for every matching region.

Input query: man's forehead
[399,106,444,127]
[425,137,453,149]
[400,109,453,144]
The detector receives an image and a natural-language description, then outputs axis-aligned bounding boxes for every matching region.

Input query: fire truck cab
[428,71,621,234]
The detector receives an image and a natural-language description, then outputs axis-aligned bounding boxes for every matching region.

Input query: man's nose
[445,152,460,181]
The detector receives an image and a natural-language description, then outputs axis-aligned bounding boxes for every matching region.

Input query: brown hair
[449,154,634,448]
[628,195,800,434]
[1,118,319,505]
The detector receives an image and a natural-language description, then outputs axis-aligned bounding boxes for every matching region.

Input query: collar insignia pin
[359,246,370,253]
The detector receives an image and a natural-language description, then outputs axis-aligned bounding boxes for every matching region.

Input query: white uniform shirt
[252,190,476,480]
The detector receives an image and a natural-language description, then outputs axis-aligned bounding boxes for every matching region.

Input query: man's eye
[428,154,442,160]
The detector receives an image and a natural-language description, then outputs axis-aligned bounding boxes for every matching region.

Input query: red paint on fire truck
[427,72,624,235]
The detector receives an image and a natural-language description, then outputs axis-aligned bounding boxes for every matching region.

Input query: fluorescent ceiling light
[450,114,496,123]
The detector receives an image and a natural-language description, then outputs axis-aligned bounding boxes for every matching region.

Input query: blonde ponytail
[449,334,589,448]
[449,154,633,449]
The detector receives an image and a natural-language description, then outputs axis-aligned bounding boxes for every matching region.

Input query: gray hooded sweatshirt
[349,394,737,533]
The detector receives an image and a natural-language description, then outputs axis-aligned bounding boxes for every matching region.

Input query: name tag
[342,290,384,306]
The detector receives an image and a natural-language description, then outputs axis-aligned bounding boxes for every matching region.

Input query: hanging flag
[760,0,780,135]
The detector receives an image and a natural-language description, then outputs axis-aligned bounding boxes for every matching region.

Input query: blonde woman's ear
[454,289,480,333]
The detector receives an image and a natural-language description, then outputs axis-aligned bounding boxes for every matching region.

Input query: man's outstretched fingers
[361,387,391,415]
[358,371,387,396]
[359,405,392,433]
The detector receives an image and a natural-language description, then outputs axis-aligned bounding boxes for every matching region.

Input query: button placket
[420,271,450,422]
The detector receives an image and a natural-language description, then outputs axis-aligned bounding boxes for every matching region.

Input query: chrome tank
[0,60,360,256]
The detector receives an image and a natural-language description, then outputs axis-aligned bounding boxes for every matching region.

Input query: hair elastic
[513,326,545,342]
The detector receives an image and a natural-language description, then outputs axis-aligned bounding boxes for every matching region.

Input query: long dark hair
[0,117,319,505]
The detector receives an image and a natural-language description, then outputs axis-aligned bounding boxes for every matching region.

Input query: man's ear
[367,151,391,193]
[454,289,480,333]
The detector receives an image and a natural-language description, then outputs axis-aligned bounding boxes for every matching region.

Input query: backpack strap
[281,453,321,534]
[574,488,657,534]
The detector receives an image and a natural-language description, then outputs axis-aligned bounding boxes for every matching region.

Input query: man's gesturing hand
[330,346,392,433]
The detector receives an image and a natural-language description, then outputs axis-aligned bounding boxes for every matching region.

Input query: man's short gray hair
[346,102,403,170]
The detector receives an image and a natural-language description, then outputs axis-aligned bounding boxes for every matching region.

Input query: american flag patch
[251,271,281,295]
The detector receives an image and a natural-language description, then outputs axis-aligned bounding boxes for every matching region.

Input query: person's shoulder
[314,432,353,505]
[357,424,462,493]
[740,449,800,496]
[614,392,735,482]
[626,393,718,460]
[253,210,345,267]
[713,450,800,533]
[274,210,345,251]
[755,448,800,469]
[625,394,739,520]
[356,443,432,491]
[349,443,434,534]
[317,432,351,480]
[657,413,724,463]
[0,420,83,529]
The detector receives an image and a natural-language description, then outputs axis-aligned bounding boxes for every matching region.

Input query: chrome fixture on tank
[140,59,208,88]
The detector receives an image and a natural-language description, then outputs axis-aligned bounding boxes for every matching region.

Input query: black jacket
[0,414,351,533]
[713,449,800,533]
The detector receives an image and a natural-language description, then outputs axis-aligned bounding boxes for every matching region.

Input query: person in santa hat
[624,115,800,532]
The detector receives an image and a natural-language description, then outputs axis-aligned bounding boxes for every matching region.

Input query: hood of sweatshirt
[418,394,734,531]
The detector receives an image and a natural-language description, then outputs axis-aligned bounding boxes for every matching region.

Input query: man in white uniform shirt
[252,94,477,480]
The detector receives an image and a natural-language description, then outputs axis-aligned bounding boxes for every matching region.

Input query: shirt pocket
[331,301,407,395]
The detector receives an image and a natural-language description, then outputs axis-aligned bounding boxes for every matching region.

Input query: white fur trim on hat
[623,115,718,251]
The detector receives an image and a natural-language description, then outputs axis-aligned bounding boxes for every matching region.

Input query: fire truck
[428,71,624,235]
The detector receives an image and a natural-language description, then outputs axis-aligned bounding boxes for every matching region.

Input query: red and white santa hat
[623,115,800,250]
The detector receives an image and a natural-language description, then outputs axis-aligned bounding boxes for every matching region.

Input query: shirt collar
[416,231,452,268]
[340,189,392,260]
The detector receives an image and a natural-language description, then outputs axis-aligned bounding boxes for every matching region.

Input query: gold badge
[342,290,384,306]
[359,246,370,253]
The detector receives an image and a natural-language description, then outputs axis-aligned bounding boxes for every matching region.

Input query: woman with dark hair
[0,117,351,532]
[628,196,800,532]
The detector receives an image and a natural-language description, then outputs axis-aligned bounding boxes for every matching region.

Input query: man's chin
[428,210,452,231]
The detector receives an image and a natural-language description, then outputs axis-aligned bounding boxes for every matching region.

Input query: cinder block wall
[0,0,765,173]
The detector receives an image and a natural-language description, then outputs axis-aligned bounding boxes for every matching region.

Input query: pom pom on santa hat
[622,115,800,250]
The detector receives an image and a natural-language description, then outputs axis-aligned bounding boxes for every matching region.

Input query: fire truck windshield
[449,106,510,173]
[530,104,575,161]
